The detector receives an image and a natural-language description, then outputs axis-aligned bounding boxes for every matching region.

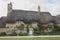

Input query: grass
[0,38,60,40]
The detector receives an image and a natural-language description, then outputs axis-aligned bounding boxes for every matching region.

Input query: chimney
[38,5,40,13]
[8,2,12,13]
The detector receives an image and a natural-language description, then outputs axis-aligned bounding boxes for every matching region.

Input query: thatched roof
[52,16,60,24]
[7,11,16,23]
[7,10,52,24]
[7,10,40,24]
[39,12,52,24]
[0,17,6,28]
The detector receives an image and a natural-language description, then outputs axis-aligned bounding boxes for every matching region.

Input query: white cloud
[27,0,60,16]
[0,0,60,17]
[13,0,60,16]
[47,0,60,16]
[25,0,60,16]
[0,0,7,17]
[13,0,37,11]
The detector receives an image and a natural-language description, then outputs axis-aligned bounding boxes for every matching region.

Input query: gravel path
[0,35,60,38]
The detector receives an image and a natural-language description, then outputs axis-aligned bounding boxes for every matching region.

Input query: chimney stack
[8,2,12,13]
[38,5,40,13]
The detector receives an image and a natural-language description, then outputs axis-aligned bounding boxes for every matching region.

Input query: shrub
[0,32,7,36]
[7,32,17,36]
[18,33,28,36]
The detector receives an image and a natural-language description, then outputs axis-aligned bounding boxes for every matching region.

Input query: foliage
[26,24,29,34]
[17,24,24,30]
[18,33,28,36]
[0,32,7,36]
[7,32,17,36]
[33,24,45,35]
[33,24,60,35]
[53,24,58,32]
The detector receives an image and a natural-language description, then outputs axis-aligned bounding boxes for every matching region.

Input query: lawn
[0,38,60,40]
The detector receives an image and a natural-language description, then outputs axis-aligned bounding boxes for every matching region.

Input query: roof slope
[7,10,52,24]
[7,10,40,23]
[0,17,6,28]
[39,12,52,24]
[53,16,60,24]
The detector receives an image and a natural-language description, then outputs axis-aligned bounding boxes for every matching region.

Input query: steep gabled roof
[7,11,16,23]
[53,16,60,24]
[7,10,40,23]
[0,17,6,28]
[39,12,52,24]
[6,10,52,24]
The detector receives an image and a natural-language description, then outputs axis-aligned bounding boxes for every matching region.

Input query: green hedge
[0,32,7,36]
[18,33,28,36]
[7,32,17,36]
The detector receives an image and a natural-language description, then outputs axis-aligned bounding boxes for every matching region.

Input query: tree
[16,24,24,36]
[26,24,29,34]
[53,24,58,32]
[33,24,46,35]
[17,24,24,30]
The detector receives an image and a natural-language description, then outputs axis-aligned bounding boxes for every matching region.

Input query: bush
[18,33,28,36]
[0,32,7,36]
[7,32,28,36]
[7,32,17,36]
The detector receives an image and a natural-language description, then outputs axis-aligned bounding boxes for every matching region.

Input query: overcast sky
[0,0,60,17]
